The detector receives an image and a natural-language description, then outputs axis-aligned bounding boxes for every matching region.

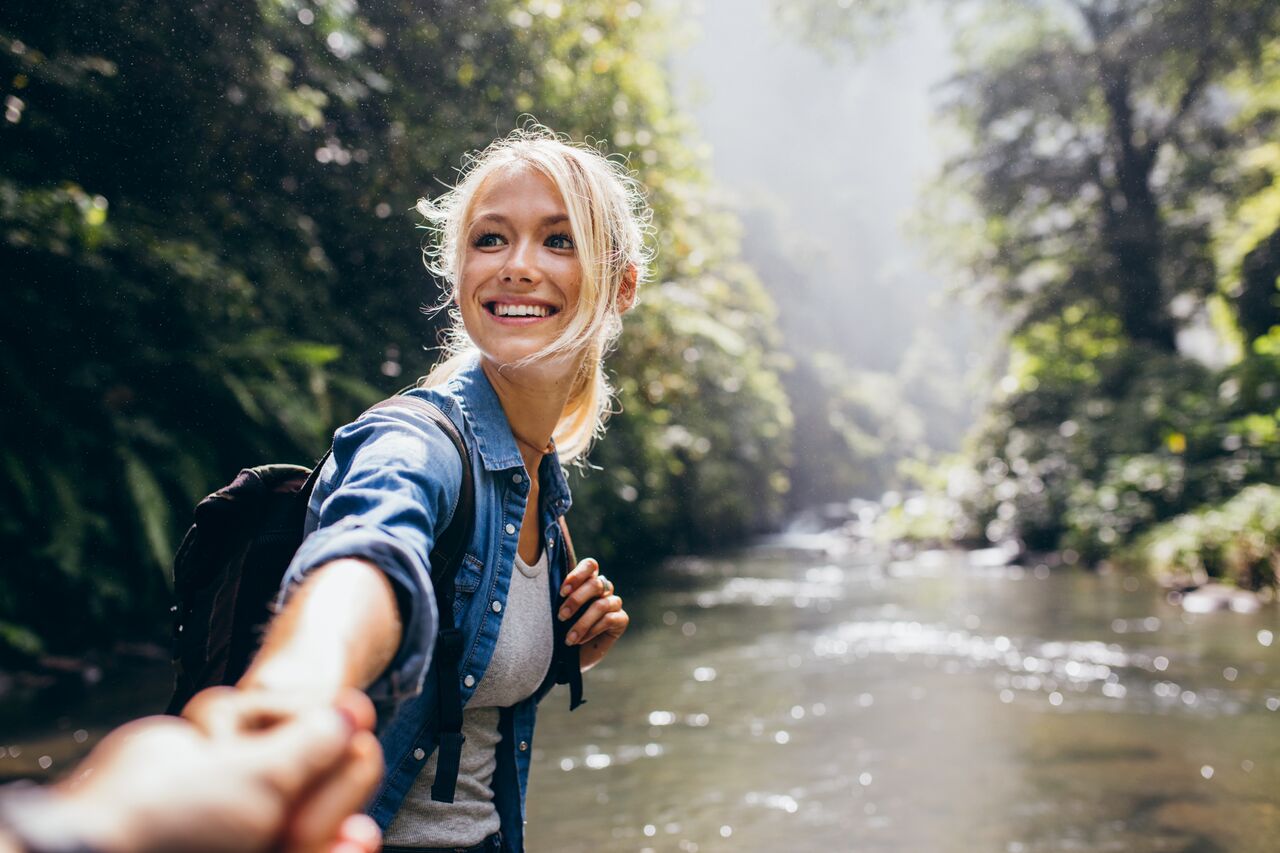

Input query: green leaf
[119,447,174,587]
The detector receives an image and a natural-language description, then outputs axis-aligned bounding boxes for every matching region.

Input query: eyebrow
[469,212,570,228]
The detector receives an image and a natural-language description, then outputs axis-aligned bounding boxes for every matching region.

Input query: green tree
[781,0,1279,346]
[780,0,1280,566]
[0,0,793,658]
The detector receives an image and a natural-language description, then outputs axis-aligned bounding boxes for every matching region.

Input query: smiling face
[457,163,585,379]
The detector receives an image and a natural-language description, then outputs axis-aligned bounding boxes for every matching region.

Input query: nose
[501,238,540,286]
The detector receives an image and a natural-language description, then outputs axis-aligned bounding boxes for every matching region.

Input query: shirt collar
[448,356,523,472]
[448,357,575,515]
[539,442,573,517]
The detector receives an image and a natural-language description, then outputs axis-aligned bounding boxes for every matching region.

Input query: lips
[483,299,559,322]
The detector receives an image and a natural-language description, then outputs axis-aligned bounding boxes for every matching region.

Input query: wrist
[239,655,347,701]
[253,559,401,695]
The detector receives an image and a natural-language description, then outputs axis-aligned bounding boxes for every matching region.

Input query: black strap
[365,396,474,578]
[553,516,586,710]
[359,395,474,803]
[363,396,474,803]
[429,626,466,803]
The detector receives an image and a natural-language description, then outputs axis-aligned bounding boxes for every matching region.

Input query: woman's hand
[558,558,629,670]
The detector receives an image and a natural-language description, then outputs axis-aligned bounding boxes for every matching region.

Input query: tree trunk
[1238,227,1280,343]
[1099,60,1178,352]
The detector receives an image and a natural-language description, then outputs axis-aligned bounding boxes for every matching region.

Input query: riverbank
[862,483,1280,602]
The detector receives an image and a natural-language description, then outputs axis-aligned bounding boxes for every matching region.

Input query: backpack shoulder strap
[553,514,585,711]
[556,515,577,569]
[366,394,473,804]
[366,396,474,585]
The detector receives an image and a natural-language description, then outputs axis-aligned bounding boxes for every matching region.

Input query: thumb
[239,707,354,800]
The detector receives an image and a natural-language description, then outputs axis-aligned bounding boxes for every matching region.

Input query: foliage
[1130,484,1280,590]
[873,489,964,548]
[785,352,925,510]
[0,0,794,658]
[959,327,1278,558]
[786,1,1280,582]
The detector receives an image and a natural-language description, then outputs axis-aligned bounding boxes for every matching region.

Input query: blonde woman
[187,126,647,853]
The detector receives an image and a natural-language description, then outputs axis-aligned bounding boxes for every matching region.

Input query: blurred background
[2,1,1278,850]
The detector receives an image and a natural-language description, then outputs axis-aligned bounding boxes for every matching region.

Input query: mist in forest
[674,0,986,465]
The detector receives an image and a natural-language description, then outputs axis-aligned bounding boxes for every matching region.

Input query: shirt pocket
[450,553,486,623]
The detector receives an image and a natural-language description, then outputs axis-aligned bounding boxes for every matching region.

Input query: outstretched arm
[245,559,402,696]
[185,558,403,736]
[193,402,465,725]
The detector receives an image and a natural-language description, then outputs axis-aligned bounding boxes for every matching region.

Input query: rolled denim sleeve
[278,403,465,706]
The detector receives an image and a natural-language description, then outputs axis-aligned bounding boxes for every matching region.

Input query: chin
[479,344,585,383]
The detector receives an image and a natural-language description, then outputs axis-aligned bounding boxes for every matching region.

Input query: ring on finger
[600,575,614,596]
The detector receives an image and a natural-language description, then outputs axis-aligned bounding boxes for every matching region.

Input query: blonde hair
[416,124,652,461]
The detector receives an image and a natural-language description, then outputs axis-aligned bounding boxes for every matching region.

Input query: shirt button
[413,748,425,760]
[464,674,476,688]
[492,600,503,613]
[505,523,516,535]
[512,473,523,484]
[518,740,529,752]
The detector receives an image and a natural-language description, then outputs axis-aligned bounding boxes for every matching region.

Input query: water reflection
[527,545,1279,852]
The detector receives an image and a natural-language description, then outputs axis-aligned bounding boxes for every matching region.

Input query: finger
[558,558,599,597]
[68,716,196,785]
[333,815,382,853]
[557,559,598,600]
[332,688,378,733]
[558,573,609,622]
[181,685,245,737]
[581,606,628,645]
[184,686,313,739]
[241,707,355,800]
[566,595,621,645]
[285,731,383,853]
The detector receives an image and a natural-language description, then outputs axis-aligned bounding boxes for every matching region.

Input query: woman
[189,126,647,852]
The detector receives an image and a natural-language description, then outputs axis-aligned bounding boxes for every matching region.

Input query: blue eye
[546,233,574,250]
[474,232,505,248]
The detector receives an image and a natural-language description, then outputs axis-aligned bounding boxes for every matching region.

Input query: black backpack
[166,395,478,801]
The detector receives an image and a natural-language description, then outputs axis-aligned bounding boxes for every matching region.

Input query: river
[4,536,1278,852]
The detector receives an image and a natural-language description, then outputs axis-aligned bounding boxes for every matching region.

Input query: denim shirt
[279,357,577,852]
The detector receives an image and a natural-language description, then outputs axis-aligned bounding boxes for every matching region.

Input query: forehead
[469,162,567,220]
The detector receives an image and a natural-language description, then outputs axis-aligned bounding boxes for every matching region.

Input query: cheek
[458,254,492,296]
[557,260,584,302]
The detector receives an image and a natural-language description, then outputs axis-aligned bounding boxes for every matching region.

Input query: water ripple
[805,619,1263,715]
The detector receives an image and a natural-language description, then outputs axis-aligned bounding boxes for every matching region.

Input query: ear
[617,263,638,313]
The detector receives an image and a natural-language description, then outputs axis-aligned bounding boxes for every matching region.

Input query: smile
[486,302,557,318]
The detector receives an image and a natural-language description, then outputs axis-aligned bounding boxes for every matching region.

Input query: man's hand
[46,689,383,853]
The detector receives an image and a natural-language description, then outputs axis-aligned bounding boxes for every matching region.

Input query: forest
[2,0,1278,661]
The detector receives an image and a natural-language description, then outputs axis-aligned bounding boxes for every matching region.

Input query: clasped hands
[23,688,386,853]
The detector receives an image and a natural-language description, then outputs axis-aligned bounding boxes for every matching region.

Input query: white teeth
[493,303,550,317]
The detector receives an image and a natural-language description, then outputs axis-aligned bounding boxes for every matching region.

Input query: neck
[480,355,581,472]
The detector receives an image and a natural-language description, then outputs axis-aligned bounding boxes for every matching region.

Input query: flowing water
[527,539,1280,852]
[4,538,1278,852]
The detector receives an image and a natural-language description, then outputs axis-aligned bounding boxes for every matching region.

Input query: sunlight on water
[527,546,1280,852]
